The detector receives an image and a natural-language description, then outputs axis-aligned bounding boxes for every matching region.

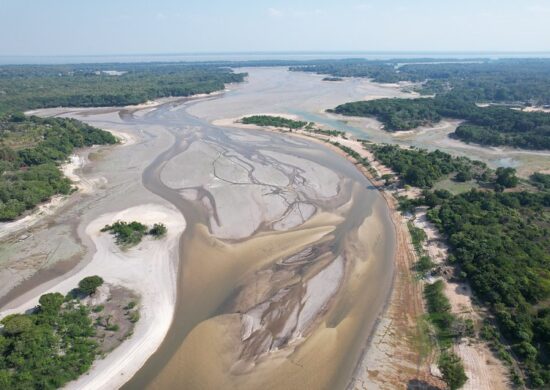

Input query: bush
[416,255,435,274]
[101,220,148,246]
[38,292,64,313]
[78,276,104,295]
[1,315,33,335]
[149,223,167,238]
[438,351,468,390]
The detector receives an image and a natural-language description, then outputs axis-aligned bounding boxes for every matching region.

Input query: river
[3,66,544,389]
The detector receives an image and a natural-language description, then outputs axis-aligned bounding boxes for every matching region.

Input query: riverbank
[215,115,513,389]
[0,203,186,389]
[0,126,134,242]
[214,115,441,387]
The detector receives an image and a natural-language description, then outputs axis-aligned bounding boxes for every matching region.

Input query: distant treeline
[333,96,550,149]
[0,114,116,220]
[0,63,246,113]
[292,59,550,150]
[292,59,550,105]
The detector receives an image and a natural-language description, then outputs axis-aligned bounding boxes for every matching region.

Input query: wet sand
[0,68,417,389]
[1,204,186,390]
[118,98,396,389]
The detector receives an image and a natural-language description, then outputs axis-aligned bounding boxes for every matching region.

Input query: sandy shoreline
[211,115,441,387]
[0,125,136,241]
[0,204,186,390]
[1,72,412,389]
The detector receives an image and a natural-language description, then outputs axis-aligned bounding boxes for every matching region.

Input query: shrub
[38,292,65,313]
[148,223,167,238]
[78,276,104,295]
[438,351,468,390]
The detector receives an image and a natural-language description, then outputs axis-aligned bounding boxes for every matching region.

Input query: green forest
[352,143,548,386]
[424,189,550,387]
[0,114,117,220]
[368,144,488,188]
[292,58,550,105]
[333,96,550,149]
[0,63,246,113]
[332,98,441,131]
[0,278,105,389]
[292,59,550,150]
[240,115,308,129]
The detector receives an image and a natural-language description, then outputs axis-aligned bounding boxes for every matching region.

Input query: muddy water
[1,68,401,389]
[114,92,395,389]
[3,66,547,388]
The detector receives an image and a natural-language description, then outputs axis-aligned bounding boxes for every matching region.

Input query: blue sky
[1,0,550,56]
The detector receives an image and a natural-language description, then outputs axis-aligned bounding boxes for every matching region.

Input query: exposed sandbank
[0,204,186,390]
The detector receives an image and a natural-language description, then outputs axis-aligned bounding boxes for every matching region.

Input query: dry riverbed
[218,114,511,389]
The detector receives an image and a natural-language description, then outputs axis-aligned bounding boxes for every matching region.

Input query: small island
[240,115,308,130]
[239,115,347,138]
[101,220,167,247]
[322,76,343,81]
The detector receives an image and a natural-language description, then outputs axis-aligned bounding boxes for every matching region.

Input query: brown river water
[4,67,546,389]
[120,96,396,389]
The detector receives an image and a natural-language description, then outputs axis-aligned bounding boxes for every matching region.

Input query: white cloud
[267,7,283,17]
[354,2,372,11]
[527,4,550,13]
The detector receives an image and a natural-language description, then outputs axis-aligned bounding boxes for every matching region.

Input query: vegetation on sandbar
[101,221,168,247]
[240,115,308,129]
[0,276,131,389]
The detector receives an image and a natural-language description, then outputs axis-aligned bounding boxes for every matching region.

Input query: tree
[455,170,472,182]
[78,276,104,295]
[495,167,518,188]
[39,292,64,313]
[1,314,33,335]
[438,351,468,389]
[149,223,167,238]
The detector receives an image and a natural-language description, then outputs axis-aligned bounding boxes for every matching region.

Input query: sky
[1,0,550,57]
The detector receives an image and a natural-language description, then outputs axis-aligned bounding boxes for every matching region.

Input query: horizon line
[3,50,550,58]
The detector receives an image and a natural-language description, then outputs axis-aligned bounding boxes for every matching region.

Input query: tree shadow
[407,379,442,390]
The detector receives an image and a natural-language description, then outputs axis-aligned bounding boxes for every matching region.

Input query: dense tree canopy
[333,96,550,149]
[425,189,550,386]
[331,98,441,131]
[0,295,97,389]
[368,144,488,188]
[78,276,104,296]
[0,114,117,220]
[0,63,246,113]
[240,115,308,129]
[293,58,550,105]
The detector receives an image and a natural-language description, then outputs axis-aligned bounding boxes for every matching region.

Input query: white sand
[0,203,186,390]
[522,106,550,113]
[0,126,130,240]
[0,196,65,240]
[60,154,103,195]
[0,149,90,240]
